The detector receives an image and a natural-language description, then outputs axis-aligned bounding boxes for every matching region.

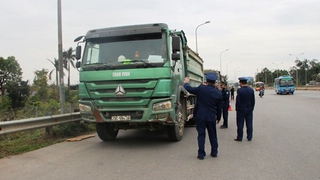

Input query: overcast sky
[1,0,320,84]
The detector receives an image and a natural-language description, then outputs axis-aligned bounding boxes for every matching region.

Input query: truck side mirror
[75,46,82,60]
[172,36,180,53]
[171,53,180,61]
[76,61,81,68]
[171,36,181,61]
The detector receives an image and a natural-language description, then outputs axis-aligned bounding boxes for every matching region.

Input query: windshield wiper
[83,63,114,70]
[130,59,156,68]
[95,63,115,70]
[130,59,146,63]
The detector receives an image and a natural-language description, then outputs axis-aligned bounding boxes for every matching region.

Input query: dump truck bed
[185,47,204,87]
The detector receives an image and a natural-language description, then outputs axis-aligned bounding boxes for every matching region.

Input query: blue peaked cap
[206,73,218,81]
[238,77,248,81]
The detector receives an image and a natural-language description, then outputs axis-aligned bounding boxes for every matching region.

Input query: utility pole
[289,53,303,87]
[57,0,65,114]
[264,69,268,85]
[305,67,308,85]
[296,69,299,86]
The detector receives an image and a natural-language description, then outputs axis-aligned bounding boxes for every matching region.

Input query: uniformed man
[184,73,222,160]
[234,77,255,141]
[220,81,230,129]
[230,86,235,101]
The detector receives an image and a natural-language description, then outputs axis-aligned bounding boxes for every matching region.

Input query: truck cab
[74,23,204,141]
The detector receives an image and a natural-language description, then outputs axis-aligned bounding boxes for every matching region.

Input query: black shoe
[220,125,228,129]
[247,139,252,141]
[197,156,204,160]
[210,154,217,158]
[234,138,242,142]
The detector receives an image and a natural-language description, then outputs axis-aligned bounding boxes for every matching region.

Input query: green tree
[256,68,273,86]
[272,69,289,79]
[6,80,30,110]
[306,59,320,82]
[47,58,59,86]
[295,59,310,85]
[0,56,28,119]
[63,47,76,88]
[288,59,320,85]
[32,69,50,101]
[0,56,23,96]
[0,95,14,121]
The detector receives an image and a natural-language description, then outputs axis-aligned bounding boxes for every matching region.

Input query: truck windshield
[82,33,167,69]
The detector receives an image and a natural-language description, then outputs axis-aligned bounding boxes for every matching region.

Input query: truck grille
[85,79,157,106]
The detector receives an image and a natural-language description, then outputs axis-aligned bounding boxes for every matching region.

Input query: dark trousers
[196,120,218,157]
[236,111,253,140]
[222,103,229,127]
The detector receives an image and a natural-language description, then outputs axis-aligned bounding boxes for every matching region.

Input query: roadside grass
[0,122,95,159]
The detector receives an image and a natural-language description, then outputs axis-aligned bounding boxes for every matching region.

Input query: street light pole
[234,67,240,82]
[289,53,304,86]
[305,67,308,85]
[220,49,229,80]
[226,61,233,81]
[264,69,268,85]
[195,21,210,53]
[289,53,304,60]
[57,0,65,114]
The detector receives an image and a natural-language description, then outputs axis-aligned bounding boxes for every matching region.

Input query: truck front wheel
[96,123,119,141]
[167,102,184,141]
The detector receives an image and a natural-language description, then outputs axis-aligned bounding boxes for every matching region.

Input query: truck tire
[96,123,119,141]
[167,102,184,141]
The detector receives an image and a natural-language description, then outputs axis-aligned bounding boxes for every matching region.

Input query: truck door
[175,58,183,83]
[173,38,184,84]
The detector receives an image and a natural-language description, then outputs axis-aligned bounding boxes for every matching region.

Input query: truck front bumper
[78,98,176,124]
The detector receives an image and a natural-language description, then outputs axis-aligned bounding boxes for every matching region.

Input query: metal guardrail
[0,112,82,135]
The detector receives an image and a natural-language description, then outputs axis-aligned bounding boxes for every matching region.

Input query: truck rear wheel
[167,102,184,141]
[96,123,119,141]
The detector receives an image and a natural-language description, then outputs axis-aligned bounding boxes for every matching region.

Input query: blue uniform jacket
[184,83,222,122]
[236,86,255,113]
[221,89,230,105]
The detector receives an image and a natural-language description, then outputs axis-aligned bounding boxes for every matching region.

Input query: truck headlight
[79,104,92,112]
[153,101,171,111]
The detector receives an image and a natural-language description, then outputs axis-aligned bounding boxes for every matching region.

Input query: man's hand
[184,77,190,84]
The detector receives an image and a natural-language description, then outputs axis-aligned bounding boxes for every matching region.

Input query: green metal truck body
[75,23,204,141]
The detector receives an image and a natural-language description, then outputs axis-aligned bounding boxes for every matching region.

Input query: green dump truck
[74,23,204,141]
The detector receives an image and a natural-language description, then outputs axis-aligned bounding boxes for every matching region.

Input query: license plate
[111,115,131,121]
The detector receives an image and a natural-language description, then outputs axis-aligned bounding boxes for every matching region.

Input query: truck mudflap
[93,109,104,122]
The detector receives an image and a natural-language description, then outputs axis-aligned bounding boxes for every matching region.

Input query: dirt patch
[66,134,95,142]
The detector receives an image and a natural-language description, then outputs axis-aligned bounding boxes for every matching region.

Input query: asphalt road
[1,89,320,180]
